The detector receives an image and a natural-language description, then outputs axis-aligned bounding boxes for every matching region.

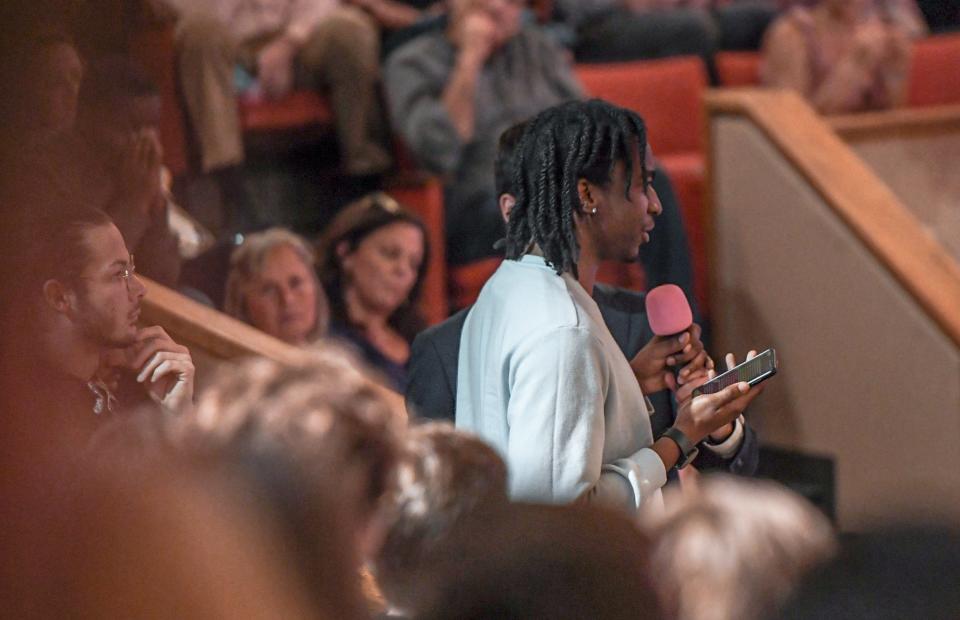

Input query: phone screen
[692,349,778,397]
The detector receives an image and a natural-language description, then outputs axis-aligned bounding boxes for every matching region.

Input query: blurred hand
[257,38,297,98]
[454,10,497,64]
[630,324,712,394]
[118,128,164,215]
[853,18,888,66]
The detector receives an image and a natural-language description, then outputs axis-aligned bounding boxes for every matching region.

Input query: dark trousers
[573,5,776,83]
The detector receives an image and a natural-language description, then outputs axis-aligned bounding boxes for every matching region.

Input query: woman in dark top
[317,193,429,392]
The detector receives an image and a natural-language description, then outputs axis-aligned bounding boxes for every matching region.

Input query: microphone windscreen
[645,284,693,336]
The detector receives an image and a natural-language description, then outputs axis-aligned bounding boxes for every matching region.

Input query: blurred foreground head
[642,475,836,620]
[179,347,404,558]
[418,502,664,620]
[780,525,960,620]
[374,422,508,614]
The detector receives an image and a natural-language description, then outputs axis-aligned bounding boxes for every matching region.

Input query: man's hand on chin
[126,326,196,412]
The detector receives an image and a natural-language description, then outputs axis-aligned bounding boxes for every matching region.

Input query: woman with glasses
[224,228,330,347]
[317,193,429,393]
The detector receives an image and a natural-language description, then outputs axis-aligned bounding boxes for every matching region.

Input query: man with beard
[9,208,195,450]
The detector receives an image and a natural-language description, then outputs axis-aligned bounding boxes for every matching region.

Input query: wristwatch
[661,427,699,470]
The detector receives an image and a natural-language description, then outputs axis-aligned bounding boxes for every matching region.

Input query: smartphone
[692,349,778,398]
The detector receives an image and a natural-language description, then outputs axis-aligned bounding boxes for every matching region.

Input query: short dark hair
[78,54,158,117]
[4,206,113,340]
[418,503,664,620]
[24,206,114,286]
[494,121,528,198]
[374,423,508,612]
[505,99,648,276]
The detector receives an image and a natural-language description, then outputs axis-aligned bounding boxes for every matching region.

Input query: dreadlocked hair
[505,99,648,277]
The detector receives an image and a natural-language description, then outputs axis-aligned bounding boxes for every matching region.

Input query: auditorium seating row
[133,27,960,325]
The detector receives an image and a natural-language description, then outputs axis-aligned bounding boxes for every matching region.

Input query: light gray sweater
[456,256,667,516]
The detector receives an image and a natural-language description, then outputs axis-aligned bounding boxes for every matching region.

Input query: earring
[589,207,598,215]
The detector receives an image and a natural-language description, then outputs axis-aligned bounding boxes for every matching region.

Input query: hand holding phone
[693,349,778,398]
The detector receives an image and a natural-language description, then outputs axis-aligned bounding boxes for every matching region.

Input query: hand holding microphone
[630,284,713,394]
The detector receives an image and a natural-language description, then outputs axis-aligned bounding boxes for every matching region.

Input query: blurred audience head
[177,349,403,559]
[780,524,960,620]
[418,502,664,620]
[641,475,836,620]
[76,55,161,151]
[225,228,329,346]
[82,409,366,618]
[0,8,82,142]
[449,0,524,49]
[317,192,428,342]
[374,422,508,613]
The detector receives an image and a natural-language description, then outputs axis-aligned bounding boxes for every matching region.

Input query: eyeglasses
[78,254,137,290]
[117,255,137,288]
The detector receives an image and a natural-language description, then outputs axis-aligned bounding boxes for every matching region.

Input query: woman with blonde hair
[224,228,330,346]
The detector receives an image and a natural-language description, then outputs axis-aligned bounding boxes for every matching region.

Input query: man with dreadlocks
[455,100,761,514]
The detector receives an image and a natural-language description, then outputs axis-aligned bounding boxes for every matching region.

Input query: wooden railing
[139,277,406,410]
[830,104,960,141]
[706,89,960,347]
[140,277,309,364]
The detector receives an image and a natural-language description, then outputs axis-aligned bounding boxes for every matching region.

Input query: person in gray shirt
[384,0,582,265]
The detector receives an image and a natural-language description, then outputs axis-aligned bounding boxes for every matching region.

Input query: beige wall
[847,132,960,262]
[712,117,960,530]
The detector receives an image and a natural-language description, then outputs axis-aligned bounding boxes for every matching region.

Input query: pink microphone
[645,284,693,337]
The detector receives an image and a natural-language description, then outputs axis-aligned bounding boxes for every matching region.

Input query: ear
[41,279,75,315]
[336,240,354,271]
[498,193,516,223]
[577,179,599,216]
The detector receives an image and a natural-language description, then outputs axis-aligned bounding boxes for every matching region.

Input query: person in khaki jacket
[169,0,392,226]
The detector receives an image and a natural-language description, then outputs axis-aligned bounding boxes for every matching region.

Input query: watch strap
[662,427,699,469]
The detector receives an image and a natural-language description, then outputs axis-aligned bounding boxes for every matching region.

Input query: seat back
[909,34,960,107]
[238,91,333,132]
[716,51,761,87]
[575,57,708,156]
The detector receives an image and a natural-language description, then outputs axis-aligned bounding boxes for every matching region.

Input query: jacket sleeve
[405,330,457,422]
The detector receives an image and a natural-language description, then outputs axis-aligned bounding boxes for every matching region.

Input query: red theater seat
[575,58,710,312]
[238,91,333,132]
[909,33,960,107]
[449,258,502,311]
[716,51,761,87]
[575,57,708,156]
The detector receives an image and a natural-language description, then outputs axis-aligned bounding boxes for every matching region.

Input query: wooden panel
[710,115,960,528]
[830,104,960,141]
[706,89,960,348]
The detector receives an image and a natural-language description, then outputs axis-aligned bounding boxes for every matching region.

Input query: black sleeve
[639,168,700,323]
[405,330,457,422]
[693,420,760,476]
